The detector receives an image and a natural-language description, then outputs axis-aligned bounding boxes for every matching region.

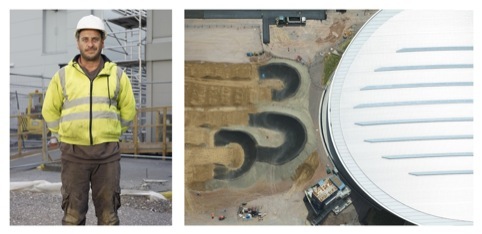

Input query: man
[42,15,136,225]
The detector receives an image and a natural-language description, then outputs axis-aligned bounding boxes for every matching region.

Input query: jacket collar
[69,54,115,76]
[72,54,112,64]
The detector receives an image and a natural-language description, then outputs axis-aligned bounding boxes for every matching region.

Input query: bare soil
[184,10,376,225]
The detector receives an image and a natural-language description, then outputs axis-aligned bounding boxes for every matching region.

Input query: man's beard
[80,48,102,62]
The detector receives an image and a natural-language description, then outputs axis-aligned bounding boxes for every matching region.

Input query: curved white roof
[327,10,473,225]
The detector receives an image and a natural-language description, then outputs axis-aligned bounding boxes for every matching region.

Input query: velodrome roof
[326,10,473,225]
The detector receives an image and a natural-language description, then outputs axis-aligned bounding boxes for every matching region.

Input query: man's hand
[48,136,59,148]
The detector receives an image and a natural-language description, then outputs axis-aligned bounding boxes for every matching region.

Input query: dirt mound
[184,59,321,226]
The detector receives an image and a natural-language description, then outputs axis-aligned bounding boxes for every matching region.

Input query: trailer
[287,16,306,24]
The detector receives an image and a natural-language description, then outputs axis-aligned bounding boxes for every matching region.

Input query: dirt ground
[184,10,376,225]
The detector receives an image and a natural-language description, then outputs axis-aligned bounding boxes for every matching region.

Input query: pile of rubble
[237,203,267,221]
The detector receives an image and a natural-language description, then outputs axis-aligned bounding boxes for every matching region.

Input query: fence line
[10,106,172,161]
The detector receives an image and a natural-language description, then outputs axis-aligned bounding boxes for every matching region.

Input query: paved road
[185,10,327,44]
[185,10,327,21]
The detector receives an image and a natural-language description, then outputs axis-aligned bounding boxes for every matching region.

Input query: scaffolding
[104,9,147,111]
[104,10,148,146]
[103,10,172,157]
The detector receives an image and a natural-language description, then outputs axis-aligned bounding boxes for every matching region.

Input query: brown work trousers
[60,156,121,225]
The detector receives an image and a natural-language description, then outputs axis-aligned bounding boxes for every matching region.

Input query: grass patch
[322,53,341,86]
[320,37,353,86]
[338,38,352,52]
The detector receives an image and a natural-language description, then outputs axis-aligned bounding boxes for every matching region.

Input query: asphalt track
[259,63,301,101]
[213,62,307,180]
[213,130,257,180]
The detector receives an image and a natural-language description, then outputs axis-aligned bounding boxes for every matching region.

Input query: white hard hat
[76,15,105,37]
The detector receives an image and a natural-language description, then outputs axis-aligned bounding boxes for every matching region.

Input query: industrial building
[304,175,352,225]
[320,10,473,225]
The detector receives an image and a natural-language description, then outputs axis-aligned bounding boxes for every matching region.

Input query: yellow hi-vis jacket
[42,55,136,145]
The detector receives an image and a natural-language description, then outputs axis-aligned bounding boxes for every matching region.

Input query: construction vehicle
[19,90,47,139]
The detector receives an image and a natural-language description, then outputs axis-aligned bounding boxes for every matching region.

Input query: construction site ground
[185,10,376,225]
[10,150,173,225]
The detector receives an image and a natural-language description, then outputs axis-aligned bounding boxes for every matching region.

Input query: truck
[276,16,306,26]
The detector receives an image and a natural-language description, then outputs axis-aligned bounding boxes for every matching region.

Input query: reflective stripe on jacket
[42,55,136,145]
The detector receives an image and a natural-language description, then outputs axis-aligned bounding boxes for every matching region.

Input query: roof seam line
[382,152,473,159]
[355,117,473,126]
[397,46,474,53]
[365,135,473,143]
[409,170,473,176]
[375,64,473,72]
[354,99,473,109]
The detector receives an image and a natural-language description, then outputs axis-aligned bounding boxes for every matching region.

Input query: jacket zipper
[89,79,94,145]
[74,62,108,145]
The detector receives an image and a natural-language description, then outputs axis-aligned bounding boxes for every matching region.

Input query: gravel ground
[10,154,172,226]
[10,190,172,225]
